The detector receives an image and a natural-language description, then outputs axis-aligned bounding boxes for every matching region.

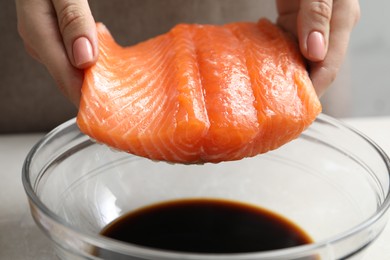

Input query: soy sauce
[100,199,313,254]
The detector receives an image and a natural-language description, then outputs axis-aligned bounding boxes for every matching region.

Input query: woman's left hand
[276,0,360,96]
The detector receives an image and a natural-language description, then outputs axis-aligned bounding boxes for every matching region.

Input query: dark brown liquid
[100,199,313,254]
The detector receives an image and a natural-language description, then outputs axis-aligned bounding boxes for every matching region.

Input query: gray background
[1,0,389,133]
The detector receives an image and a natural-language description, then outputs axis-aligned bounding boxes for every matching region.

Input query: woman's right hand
[16,0,98,106]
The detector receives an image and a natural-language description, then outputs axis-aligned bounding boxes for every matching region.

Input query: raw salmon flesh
[77,19,322,163]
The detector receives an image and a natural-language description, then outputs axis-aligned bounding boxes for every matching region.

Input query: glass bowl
[22,114,390,260]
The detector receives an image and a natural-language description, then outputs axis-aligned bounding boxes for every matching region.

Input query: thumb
[298,0,333,62]
[53,0,98,69]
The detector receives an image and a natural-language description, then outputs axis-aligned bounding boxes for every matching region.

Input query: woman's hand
[276,0,360,96]
[16,0,98,106]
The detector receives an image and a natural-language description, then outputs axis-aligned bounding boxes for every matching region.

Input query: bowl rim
[22,114,390,259]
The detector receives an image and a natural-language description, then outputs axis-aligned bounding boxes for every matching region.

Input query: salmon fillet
[77,19,322,163]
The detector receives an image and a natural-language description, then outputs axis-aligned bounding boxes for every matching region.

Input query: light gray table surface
[1,116,390,260]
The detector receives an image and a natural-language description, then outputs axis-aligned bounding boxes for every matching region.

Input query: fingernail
[307,31,326,61]
[73,37,93,67]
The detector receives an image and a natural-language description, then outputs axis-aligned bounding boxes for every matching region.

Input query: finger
[276,0,300,15]
[276,12,298,37]
[52,0,98,69]
[41,29,84,106]
[40,24,84,106]
[16,0,83,105]
[23,42,41,62]
[310,0,360,95]
[298,0,333,62]
[276,0,299,36]
[17,17,41,62]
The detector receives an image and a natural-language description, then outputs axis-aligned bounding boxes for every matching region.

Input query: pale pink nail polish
[73,37,93,67]
[307,31,326,61]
